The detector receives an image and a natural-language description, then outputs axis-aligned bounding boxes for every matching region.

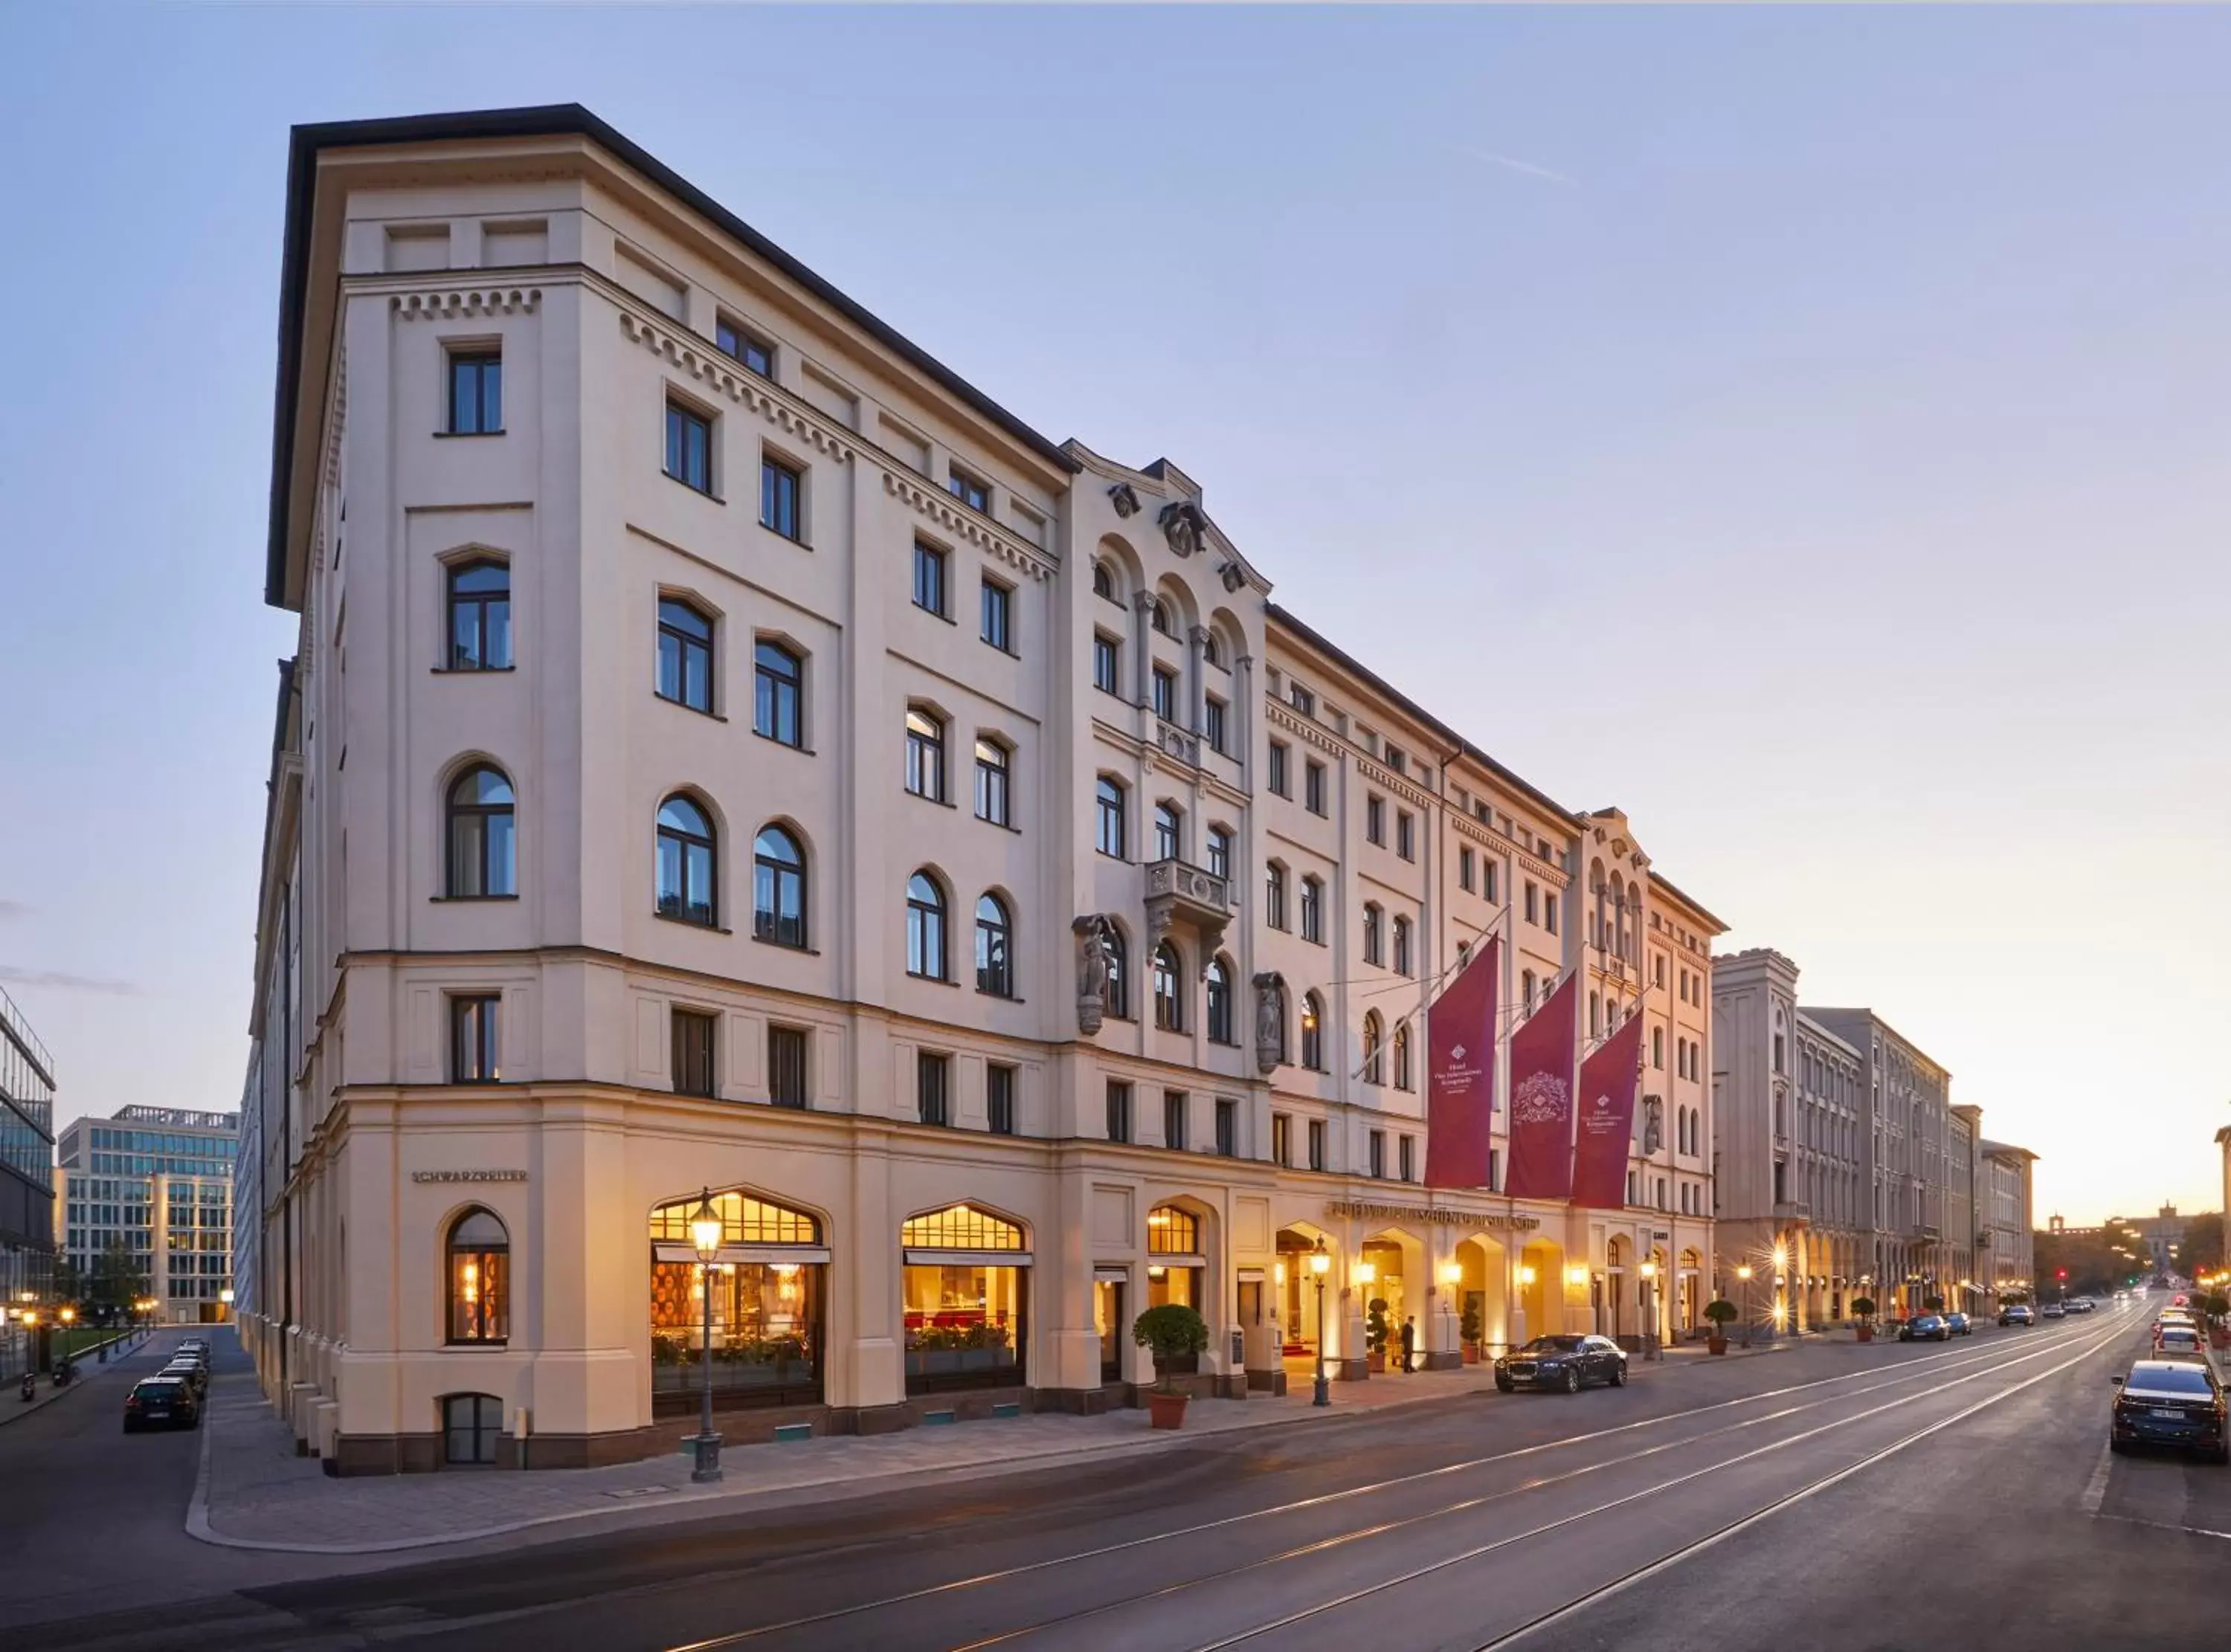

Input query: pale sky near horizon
[2,7,2225,1226]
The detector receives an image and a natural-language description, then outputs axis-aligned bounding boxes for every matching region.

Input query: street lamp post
[1310,1239,1332,1407]
[1639,1261,1659,1361]
[687,1190,724,1484]
[1736,1265,1754,1349]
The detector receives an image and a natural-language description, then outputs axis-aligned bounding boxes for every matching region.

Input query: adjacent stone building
[236,105,1726,1473]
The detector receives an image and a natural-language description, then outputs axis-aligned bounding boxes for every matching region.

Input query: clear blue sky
[3,7,2225,1225]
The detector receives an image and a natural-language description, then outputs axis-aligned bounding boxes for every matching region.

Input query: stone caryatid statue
[1642,1097,1664,1155]
[1251,971,1287,1076]
[1075,915,1118,1035]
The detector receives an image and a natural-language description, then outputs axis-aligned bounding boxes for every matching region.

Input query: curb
[180,1348,1764,1557]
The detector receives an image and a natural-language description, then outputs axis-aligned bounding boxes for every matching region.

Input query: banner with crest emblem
[1570,1010,1646,1209]
[1424,936,1501,1189]
[1504,972,1577,1200]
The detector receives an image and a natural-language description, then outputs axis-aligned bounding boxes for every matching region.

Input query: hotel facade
[238,106,1724,1473]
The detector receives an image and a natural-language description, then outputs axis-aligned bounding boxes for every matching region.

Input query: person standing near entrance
[1400,1315,1417,1374]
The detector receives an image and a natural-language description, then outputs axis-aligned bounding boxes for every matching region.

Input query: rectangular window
[1092,632,1121,695]
[1289,683,1315,716]
[1525,882,1539,925]
[1107,1080,1133,1144]
[1368,1129,1386,1179]
[716,318,773,377]
[1164,1091,1188,1152]
[949,468,991,513]
[448,352,502,435]
[1383,743,1406,775]
[671,1009,715,1098]
[1272,1111,1291,1167]
[664,401,712,494]
[1397,811,1415,861]
[1307,1119,1327,1172]
[1544,891,1559,935]
[1152,665,1177,723]
[1366,796,1385,844]
[1628,1169,1639,1206]
[1216,1098,1237,1158]
[980,578,1012,651]
[973,738,1011,826]
[1484,861,1498,904]
[450,995,500,1082]
[918,1051,950,1127]
[1458,846,1475,892]
[1205,695,1227,755]
[987,1063,1017,1136]
[1305,761,1327,816]
[1488,1147,1501,1193]
[1207,826,1232,881]
[912,542,948,616]
[1268,741,1290,797]
[1399,1135,1416,1184]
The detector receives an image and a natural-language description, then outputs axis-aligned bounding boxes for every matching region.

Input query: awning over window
[654,1242,831,1267]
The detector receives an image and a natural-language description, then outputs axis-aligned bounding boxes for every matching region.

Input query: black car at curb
[123,1375,200,1432]
[1495,1335,1628,1393]
[2111,1360,2230,1462]
[1899,1314,1952,1342]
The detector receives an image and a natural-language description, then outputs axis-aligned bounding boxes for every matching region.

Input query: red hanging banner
[1424,936,1501,1190]
[1504,973,1577,1201]
[1570,1012,1646,1210]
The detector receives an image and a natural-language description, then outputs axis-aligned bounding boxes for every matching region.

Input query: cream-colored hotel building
[239,106,1725,1472]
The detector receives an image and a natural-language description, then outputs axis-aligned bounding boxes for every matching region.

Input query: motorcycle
[51,1361,71,1388]
[18,1370,34,1402]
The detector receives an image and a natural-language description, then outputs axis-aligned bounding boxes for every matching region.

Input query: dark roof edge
[265,103,1078,608]
[1646,871,1730,934]
[1265,604,1576,830]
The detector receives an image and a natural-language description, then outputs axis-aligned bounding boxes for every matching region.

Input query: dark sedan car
[2111,1361,2229,1462]
[123,1376,199,1432]
[1495,1334,1627,1393]
[1899,1314,1952,1342]
[1999,1304,2035,1326]
[1943,1312,1973,1337]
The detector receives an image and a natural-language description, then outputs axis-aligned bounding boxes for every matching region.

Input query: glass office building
[57,1106,237,1324]
[0,987,57,1382]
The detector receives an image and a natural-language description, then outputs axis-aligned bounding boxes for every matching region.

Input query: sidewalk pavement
[0,1331,149,1429]
[192,1344,1784,1557]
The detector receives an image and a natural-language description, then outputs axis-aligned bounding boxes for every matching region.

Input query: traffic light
[2057,1268,2067,1281]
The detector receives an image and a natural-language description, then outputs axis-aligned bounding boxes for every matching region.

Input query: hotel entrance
[648,1189,827,1415]
[901,1204,1029,1394]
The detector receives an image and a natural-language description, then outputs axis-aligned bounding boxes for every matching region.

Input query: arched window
[446,1208,509,1343]
[1205,955,1235,1045]
[1392,915,1412,978]
[655,795,716,925]
[657,597,715,713]
[1362,1011,1384,1085]
[907,872,947,979]
[1300,875,1324,943]
[1266,862,1288,930]
[974,737,1011,826]
[1151,597,1175,636]
[1092,561,1116,601]
[753,825,806,947]
[905,708,946,801]
[753,640,803,746]
[1202,633,1222,669]
[1153,801,1183,863]
[976,893,1013,997]
[1301,993,1324,1071]
[447,559,511,671]
[1394,1022,1412,1091]
[1096,775,1127,858]
[1362,903,1383,966]
[446,765,516,897]
[1105,926,1130,1019]
[1153,942,1185,1031]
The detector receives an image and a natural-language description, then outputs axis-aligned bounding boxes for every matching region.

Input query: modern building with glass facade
[0,987,57,1381]
[238,106,1725,1474]
[56,1106,237,1323]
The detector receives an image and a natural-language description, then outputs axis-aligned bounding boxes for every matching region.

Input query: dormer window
[948,468,990,513]
[716,318,773,378]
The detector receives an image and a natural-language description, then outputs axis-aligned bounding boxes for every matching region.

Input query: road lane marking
[663,1321,2111,1652]
[2080,1441,2114,1515]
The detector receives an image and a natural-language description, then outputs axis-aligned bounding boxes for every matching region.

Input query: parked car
[2112,1359,2230,1462]
[1999,1304,2035,1327]
[161,1359,209,1398]
[2041,1302,2067,1320]
[176,1338,210,1358]
[123,1375,199,1432]
[1494,1335,1629,1393]
[1944,1312,1974,1337]
[2154,1326,2208,1362]
[2069,1297,2097,1314]
[1899,1314,1952,1342]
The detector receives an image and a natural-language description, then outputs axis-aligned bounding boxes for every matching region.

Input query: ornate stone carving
[1109,482,1140,518]
[1252,972,1287,1076]
[1642,1096,1664,1155]
[1074,915,1117,1035]
[1159,500,1206,559]
[1156,721,1201,768]
[1217,559,1246,593]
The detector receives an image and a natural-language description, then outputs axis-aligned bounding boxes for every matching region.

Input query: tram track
[660,1312,2130,1652]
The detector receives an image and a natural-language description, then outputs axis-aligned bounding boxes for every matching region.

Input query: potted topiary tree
[1365,1298,1391,1374]
[1703,1298,1737,1355]
[1461,1298,1484,1364]
[1851,1296,1878,1343]
[1133,1303,1210,1430]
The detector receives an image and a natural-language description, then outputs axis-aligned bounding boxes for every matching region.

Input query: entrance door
[442,1394,503,1466]
[1094,1277,1125,1382]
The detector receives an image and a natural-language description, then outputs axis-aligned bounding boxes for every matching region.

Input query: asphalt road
[38,1296,2222,1652]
